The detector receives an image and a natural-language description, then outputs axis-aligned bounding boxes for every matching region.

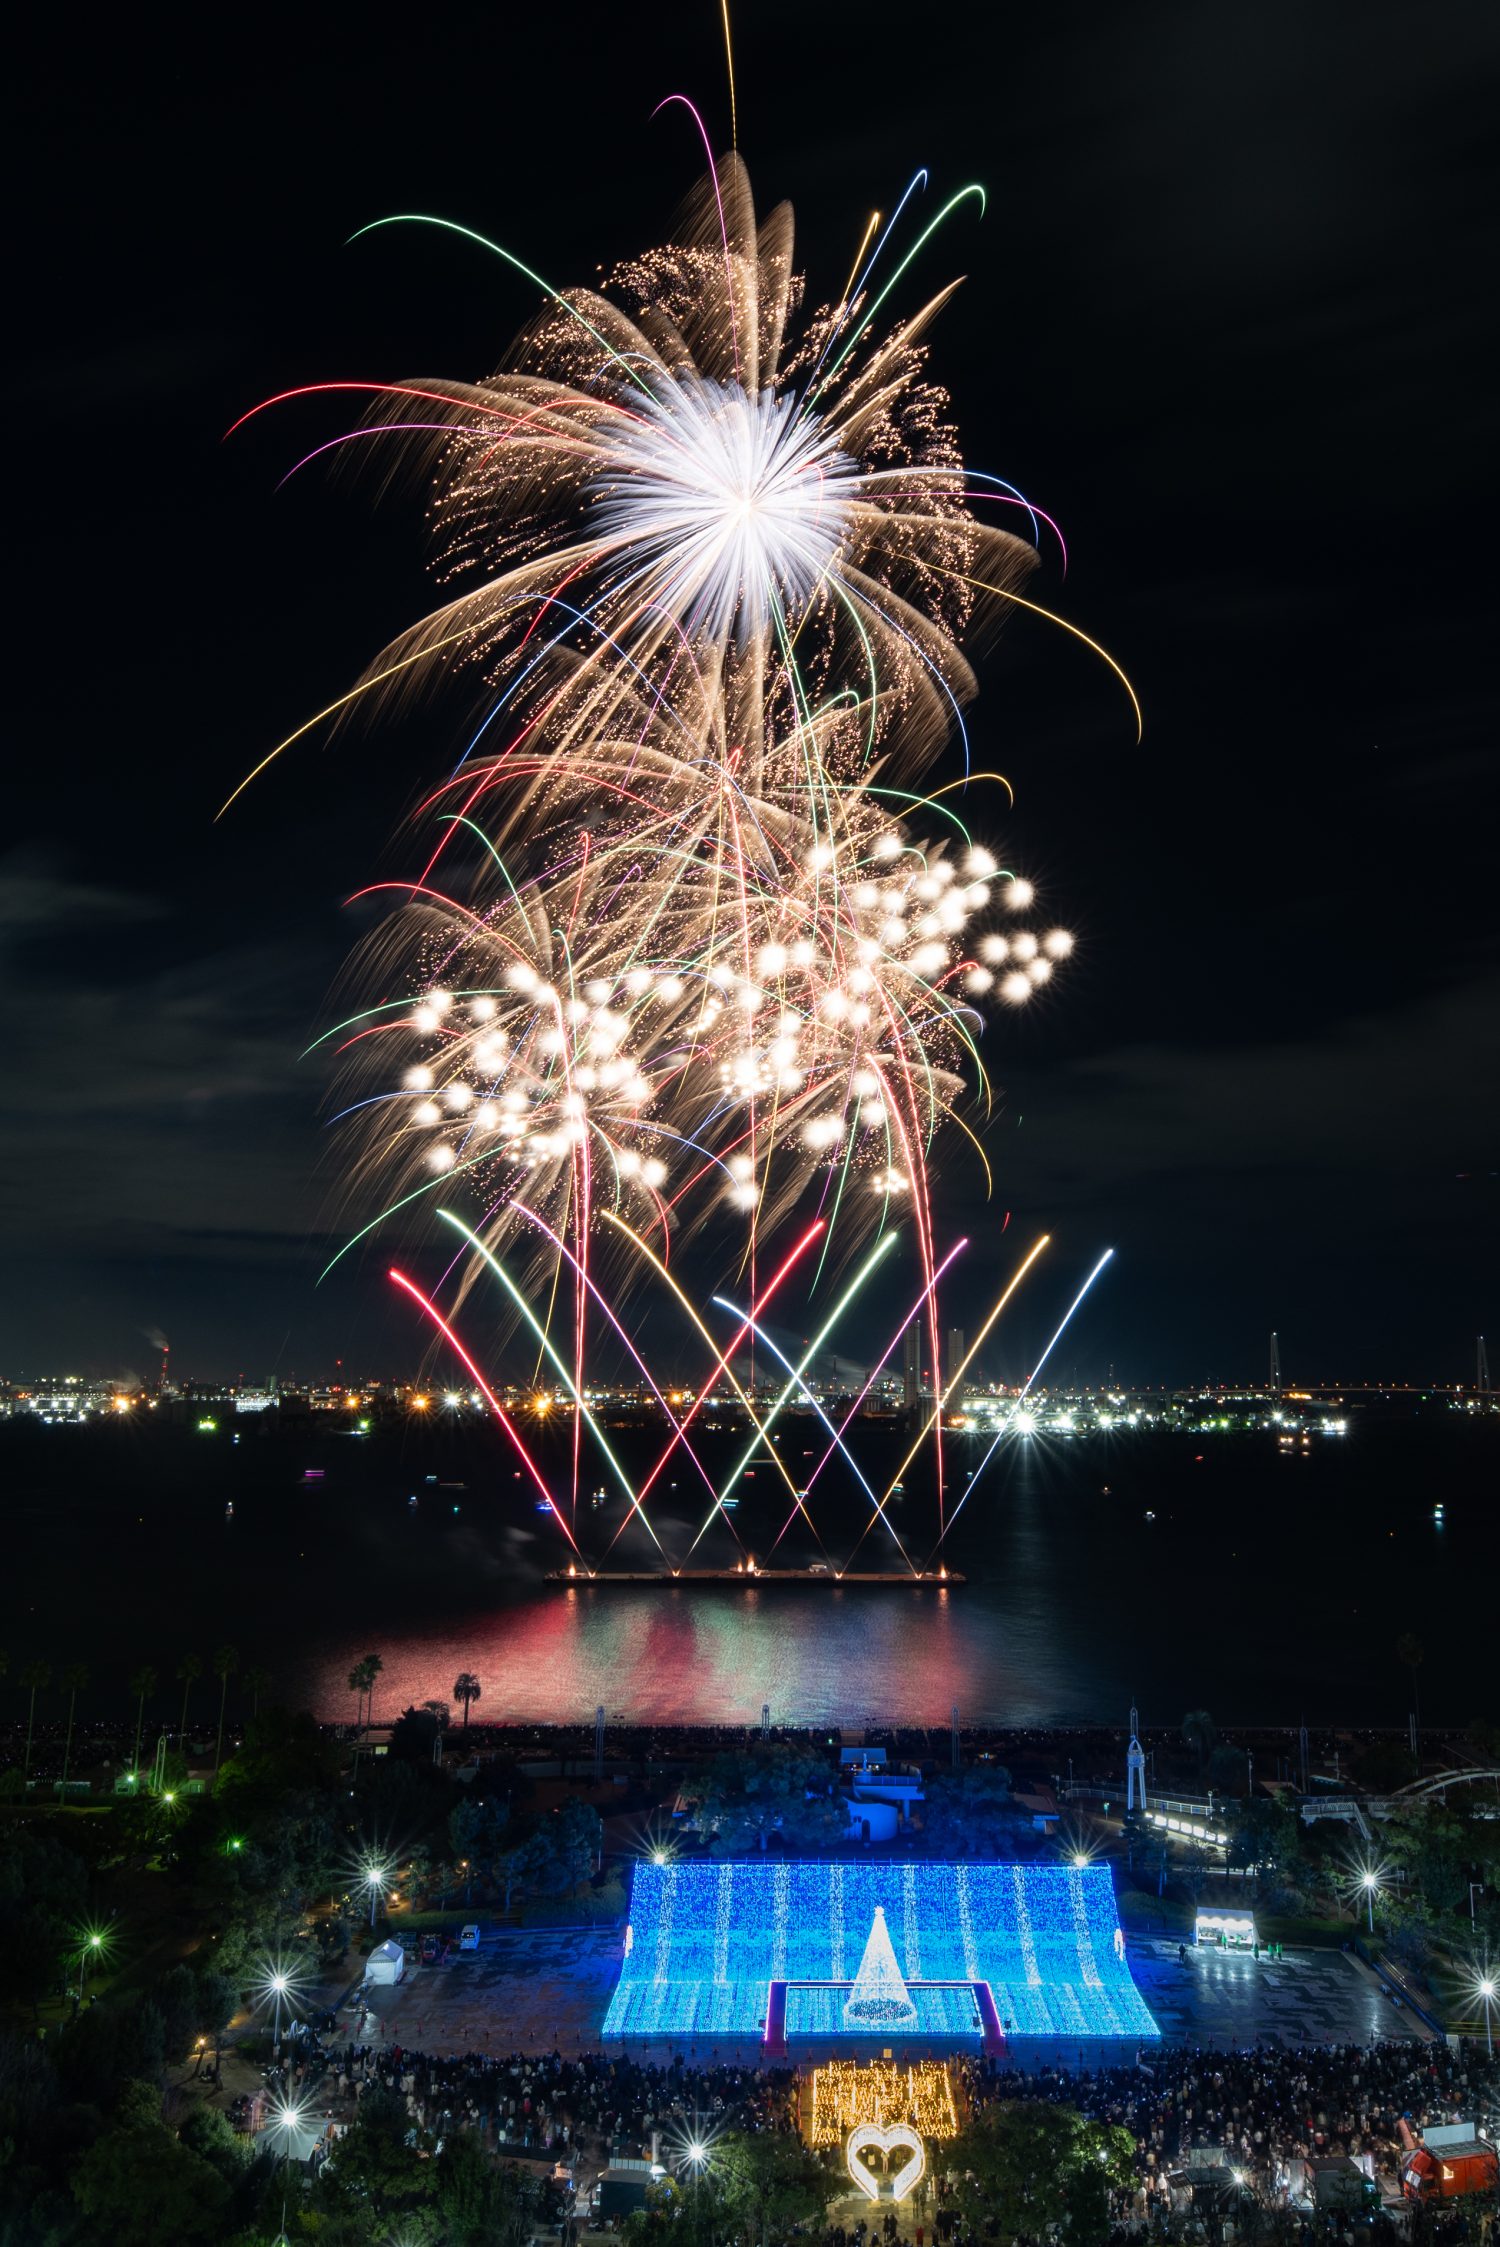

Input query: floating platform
[546,1566,964,1585]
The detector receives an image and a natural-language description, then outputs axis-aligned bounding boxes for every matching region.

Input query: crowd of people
[261,2030,799,2163]
[251,2025,1500,2230]
[955,2038,1500,2195]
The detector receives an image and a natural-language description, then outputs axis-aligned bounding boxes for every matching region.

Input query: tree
[439,2131,541,2247]
[947,2101,1134,2244]
[128,1665,157,1787]
[348,1651,384,1730]
[542,1794,601,1892]
[211,1643,238,1771]
[389,1701,449,1764]
[196,1965,238,2072]
[327,2083,432,2219]
[21,1660,49,1775]
[1208,1743,1248,1798]
[1182,1709,1217,1774]
[922,1762,1017,1854]
[154,1963,199,2059]
[450,1795,511,1902]
[711,2129,839,2247]
[176,1652,202,1747]
[57,1663,88,1796]
[495,1827,550,1913]
[176,2102,249,2189]
[1388,1799,1470,1920]
[453,1670,483,1728]
[73,2110,231,2247]
[241,1663,271,1717]
[692,1742,846,1854]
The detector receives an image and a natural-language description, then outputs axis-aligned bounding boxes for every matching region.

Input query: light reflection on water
[284,1424,1496,1728]
[310,1584,1023,1729]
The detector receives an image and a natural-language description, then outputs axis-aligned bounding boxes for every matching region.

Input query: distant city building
[945,1328,965,1414]
[902,1323,921,1416]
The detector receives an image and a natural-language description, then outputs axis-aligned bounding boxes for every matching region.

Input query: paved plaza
[348,1929,623,2053]
[1126,1937,1429,2049]
[342,1926,1429,2060]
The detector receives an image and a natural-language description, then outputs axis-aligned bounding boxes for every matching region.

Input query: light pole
[363,1859,388,1929]
[680,2133,710,2233]
[1480,1975,1495,2059]
[1361,1870,1379,1934]
[76,1931,103,2000]
[270,2096,307,2247]
[270,1970,288,2046]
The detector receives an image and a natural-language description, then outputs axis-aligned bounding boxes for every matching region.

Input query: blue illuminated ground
[603,1861,1159,2041]
[784,1985,981,2037]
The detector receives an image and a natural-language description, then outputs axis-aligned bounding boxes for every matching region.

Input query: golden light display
[807,2059,958,2147]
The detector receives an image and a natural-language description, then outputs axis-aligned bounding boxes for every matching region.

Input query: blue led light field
[783,1984,981,2037]
[603,1861,1159,2041]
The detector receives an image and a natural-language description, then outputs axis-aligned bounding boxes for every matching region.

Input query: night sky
[7,3,1496,1385]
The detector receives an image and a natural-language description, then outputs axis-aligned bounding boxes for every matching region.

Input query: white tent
[364,1939,406,1986]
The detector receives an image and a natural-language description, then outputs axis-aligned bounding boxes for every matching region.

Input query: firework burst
[233,131,1134,1553]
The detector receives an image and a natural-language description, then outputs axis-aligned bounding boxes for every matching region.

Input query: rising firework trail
[929,1248,1117,1559]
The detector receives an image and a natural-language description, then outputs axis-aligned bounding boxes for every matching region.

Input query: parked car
[420,1935,441,1964]
[459,1924,481,1952]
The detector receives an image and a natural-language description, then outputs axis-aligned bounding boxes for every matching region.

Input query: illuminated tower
[1478,1335,1491,1393]
[902,1323,921,1417]
[1126,1700,1148,1814]
[1268,1331,1282,1393]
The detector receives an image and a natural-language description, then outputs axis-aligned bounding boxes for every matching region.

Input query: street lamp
[1360,1869,1380,1934]
[362,1856,390,1928]
[1480,1975,1495,2060]
[76,1931,104,1999]
[269,2095,308,2245]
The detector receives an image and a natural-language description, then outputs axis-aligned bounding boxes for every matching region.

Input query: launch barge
[546,1565,964,1584]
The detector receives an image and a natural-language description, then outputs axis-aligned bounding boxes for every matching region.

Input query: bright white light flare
[594,375,858,639]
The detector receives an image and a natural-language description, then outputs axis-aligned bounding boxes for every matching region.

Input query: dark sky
[6,2,1496,1386]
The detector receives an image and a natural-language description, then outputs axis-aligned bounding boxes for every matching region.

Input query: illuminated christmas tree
[844,1904,917,2028]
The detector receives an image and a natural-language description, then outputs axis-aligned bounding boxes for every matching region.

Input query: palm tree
[176,1653,202,1749]
[452,1672,483,1729]
[21,1661,50,1777]
[242,1665,272,1719]
[58,1664,88,1798]
[129,1665,158,1787]
[212,1645,239,1771]
[347,1653,383,1732]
